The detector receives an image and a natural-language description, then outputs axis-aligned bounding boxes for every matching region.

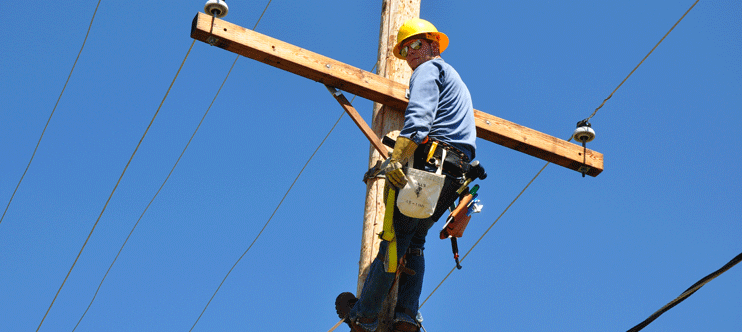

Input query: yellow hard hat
[393,18,449,59]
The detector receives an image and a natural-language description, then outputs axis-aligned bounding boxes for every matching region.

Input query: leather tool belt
[414,139,470,177]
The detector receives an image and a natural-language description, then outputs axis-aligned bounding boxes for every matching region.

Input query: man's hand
[383,159,408,188]
[383,136,419,188]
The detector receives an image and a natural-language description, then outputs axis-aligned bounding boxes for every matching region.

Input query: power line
[189,109,347,331]
[421,0,702,310]
[420,159,551,308]
[0,0,103,227]
[70,51,241,332]
[35,40,196,332]
[189,63,373,331]
[70,1,276,330]
[627,252,742,332]
[586,0,700,122]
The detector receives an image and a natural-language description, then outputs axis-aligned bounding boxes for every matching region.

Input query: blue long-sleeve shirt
[399,58,477,160]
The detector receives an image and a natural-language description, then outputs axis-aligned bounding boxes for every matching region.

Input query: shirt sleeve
[399,62,440,144]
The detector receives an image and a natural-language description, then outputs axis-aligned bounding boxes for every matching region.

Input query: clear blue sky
[2,1,740,331]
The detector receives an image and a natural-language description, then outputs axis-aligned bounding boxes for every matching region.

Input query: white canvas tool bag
[396,149,447,219]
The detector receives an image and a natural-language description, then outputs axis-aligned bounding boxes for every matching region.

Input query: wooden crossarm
[191,12,603,176]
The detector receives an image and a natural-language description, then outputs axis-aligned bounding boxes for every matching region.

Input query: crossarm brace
[325,85,389,160]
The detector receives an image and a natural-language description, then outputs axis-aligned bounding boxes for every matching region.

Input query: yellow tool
[426,141,439,164]
[381,186,397,273]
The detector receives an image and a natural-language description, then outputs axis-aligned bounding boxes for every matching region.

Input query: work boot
[348,317,378,332]
[335,292,378,331]
[335,292,357,326]
[392,321,420,332]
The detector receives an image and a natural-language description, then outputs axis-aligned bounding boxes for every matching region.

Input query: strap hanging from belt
[381,186,397,273]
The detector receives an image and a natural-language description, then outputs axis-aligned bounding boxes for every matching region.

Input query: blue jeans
[349,173,461,328]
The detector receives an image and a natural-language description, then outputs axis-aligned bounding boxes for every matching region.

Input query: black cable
[627,252,742,332]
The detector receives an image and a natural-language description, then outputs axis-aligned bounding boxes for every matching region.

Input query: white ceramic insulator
[204,0,229,18]
[573,126,596,143]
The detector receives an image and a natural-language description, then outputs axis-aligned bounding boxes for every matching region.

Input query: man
[337,18,477,332]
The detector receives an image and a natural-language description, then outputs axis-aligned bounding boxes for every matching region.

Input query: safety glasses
[400,39,423,59]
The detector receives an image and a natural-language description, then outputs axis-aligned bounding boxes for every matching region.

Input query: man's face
[402,38,432,70]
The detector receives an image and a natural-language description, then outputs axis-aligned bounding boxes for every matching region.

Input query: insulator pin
[204,0,229,18]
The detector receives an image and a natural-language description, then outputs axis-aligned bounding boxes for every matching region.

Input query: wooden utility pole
[357,1,420,329]
[190,5,605,329]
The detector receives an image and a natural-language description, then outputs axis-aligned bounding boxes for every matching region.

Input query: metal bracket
[325,85,343,97]
[207,36,220,46]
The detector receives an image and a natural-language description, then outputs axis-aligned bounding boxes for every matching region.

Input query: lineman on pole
[337,18,477,332]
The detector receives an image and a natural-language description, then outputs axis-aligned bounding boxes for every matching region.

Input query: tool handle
[451,237,462,269]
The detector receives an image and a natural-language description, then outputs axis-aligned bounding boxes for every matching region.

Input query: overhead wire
[190,109,348,332]
[585,0,699,122]
[0,0,102,227]
[420,159,551,309]
[70,49,241,332]
[35,40,196,332]
[420,0,701,312]
[183,1,379,330]
[198,67,377,331]
[68,1,275,330]
[626,251,742,332]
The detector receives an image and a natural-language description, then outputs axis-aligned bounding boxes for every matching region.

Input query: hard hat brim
[393,32,449,59]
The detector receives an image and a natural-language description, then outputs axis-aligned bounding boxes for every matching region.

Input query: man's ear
[430,41,441,56]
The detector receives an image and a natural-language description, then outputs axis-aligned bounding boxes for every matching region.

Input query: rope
[585,0,700,122]
[327,318,346,332]
[627,251,742,332]
[36,39,196,332]
[0,0,103,227]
